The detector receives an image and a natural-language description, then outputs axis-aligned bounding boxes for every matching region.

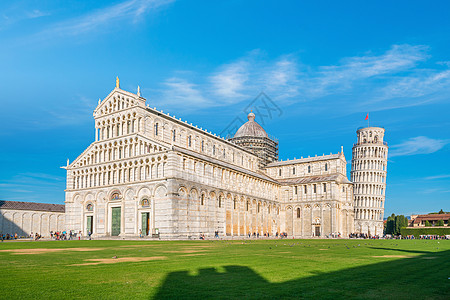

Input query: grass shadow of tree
[154,250,450,299]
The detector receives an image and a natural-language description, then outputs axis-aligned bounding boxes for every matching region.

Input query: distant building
[410,213,450,227]
[0,200,65,237]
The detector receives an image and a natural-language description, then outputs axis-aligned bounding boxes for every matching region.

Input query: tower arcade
[351,127,388,235]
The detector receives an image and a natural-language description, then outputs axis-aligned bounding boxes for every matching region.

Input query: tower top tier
[355,127,387,146]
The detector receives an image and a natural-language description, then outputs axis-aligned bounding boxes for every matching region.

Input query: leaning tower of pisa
[351,127,388,236]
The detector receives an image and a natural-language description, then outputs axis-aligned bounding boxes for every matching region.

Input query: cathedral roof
[172,146,278,184]
[278,174,352,185]
[233,112,268,138]
[266,153,342,167]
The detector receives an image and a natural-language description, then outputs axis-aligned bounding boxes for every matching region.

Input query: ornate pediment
[68,134,169,169]
[94,85,146,119]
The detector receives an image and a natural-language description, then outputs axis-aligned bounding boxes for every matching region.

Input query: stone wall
[0,209,65,237]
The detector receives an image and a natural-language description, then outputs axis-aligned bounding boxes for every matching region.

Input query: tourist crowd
[0,232,42,241]
[50,230,92,240]
[0,230,95,241]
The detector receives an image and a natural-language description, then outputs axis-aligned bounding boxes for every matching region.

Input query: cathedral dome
[234,112,268,138]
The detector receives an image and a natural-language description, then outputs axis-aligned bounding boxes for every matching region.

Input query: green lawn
[0,239,449,299]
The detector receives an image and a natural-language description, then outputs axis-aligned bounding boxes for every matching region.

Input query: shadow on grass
[367,247,432,254]
[154,250,450,299]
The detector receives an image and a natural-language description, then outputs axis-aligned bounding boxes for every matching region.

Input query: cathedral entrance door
[315,226,320,237]
[141,212,150,236]
[111,207,121,236]
[86,216,93,234]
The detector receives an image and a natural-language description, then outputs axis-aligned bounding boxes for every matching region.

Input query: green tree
[393,215,409,235]
[437,219,444,226]
[385,214,395,235]
[425,220,431,227]
[384,214,408,235]
[438,209,445,214]
[394,215,401,235]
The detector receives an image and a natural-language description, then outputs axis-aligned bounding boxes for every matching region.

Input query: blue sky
[0,0,449,216]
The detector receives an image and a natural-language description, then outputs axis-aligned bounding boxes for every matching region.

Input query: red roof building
[410,213,450,227]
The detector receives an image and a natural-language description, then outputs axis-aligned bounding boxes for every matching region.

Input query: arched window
[218,195,222,208]
[279,169,282,176]
[293,167,296,175]
[308,165,311,173]
[213,145,216,155]
[323,183,327,193]
[86,203,93,211]
[154,123,158,136]
[172,129,176,141]
[246,201,249,211]
[294,186,298,194]
[141,198,150,207]
[201,194,205,205]
[257,203,260,213]
[233,199,236,209]
[188,136,192,147]
[297,208,300,218]
[325,163,328,171]
[201,140,204,152]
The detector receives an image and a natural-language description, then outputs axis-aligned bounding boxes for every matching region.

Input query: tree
[394,215,409,235]
[437,219,444,226]
[438,209,445,214]
[425,220,431,227]
[384,214,408,235]
[385,214,395,235]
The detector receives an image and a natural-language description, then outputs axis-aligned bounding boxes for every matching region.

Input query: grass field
[0,239,449,299]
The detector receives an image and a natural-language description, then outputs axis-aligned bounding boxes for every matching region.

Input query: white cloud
[147,43,450,115]
[210,60,249,99]
[264,56,300,100]
[0,172,65,203]
[36,0,174,38]
[26,9,50,19]
[420,188,450,194]
[161,77,210,107]
[0,7,50,30]
[424,174,450,180]
[309,44,429,98]
[389,136,449,157]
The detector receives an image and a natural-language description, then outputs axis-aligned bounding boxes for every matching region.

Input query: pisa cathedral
[58,80,388,239]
